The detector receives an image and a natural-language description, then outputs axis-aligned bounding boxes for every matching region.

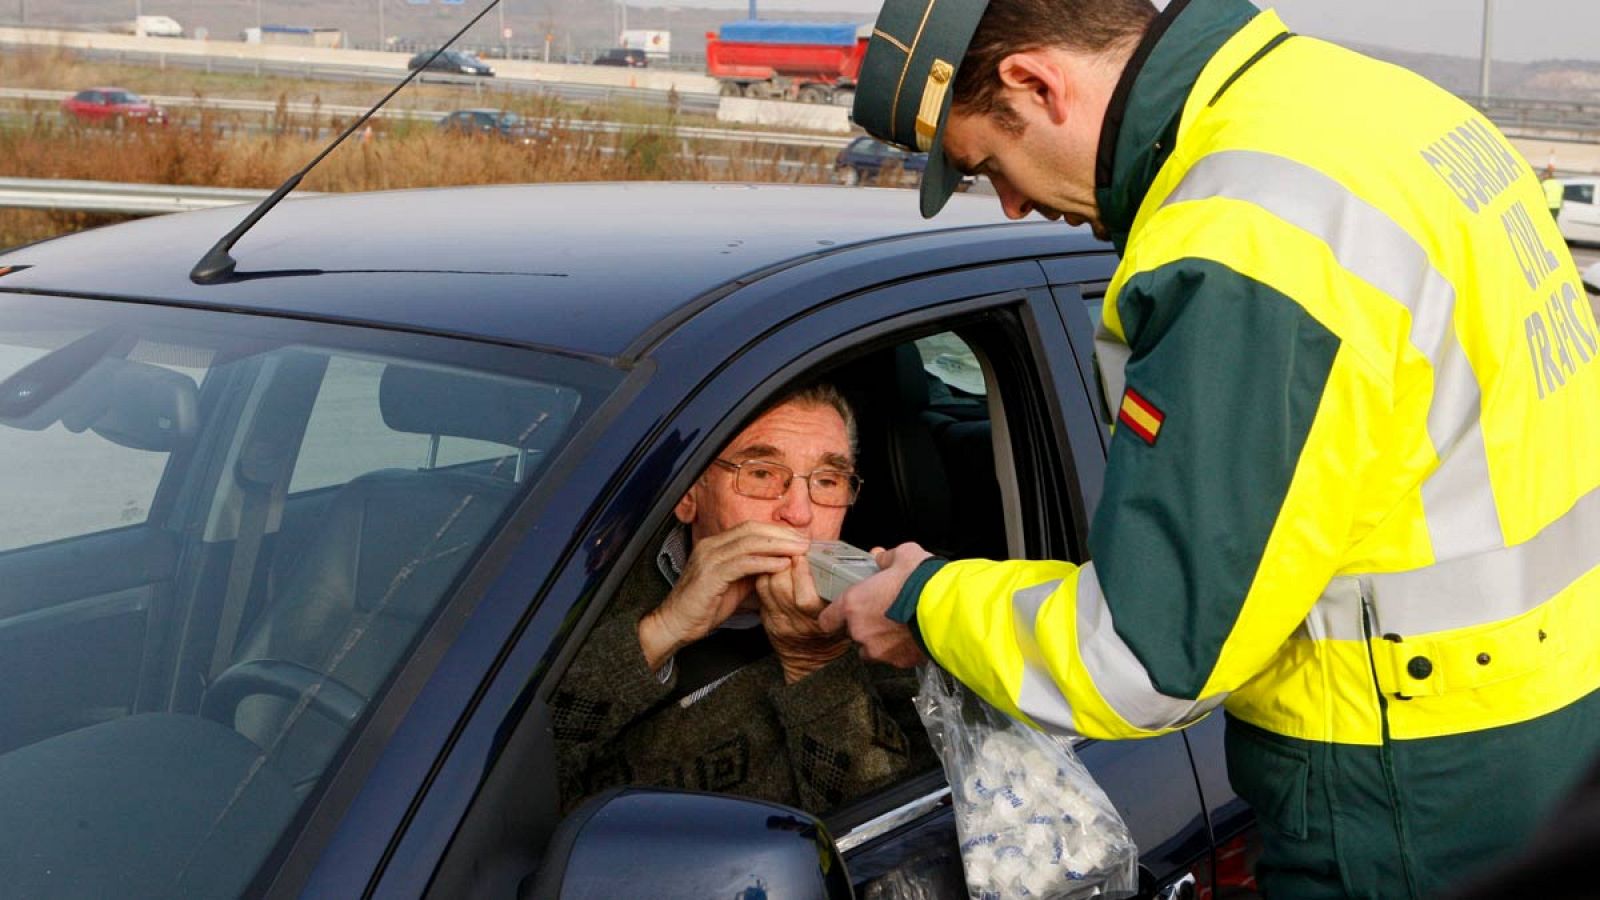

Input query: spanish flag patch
[1118,387,1164,445]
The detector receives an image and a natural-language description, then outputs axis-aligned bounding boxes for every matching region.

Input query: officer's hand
[638,522,808,671]
[819,542,932,669]
[756,556,851,684]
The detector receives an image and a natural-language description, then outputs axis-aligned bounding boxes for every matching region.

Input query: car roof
[0,183,1095,360]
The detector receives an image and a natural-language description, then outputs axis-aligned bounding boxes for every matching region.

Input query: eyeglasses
[711,458,863,507]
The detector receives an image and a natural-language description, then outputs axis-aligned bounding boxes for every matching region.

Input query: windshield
[104,91,140,105]
[0,294,618,896]
[498,112,523,127]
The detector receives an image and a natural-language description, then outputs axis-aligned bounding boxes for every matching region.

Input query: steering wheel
[201,658,368,729]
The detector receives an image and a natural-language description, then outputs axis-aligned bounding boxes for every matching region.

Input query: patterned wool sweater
[552,548,928,815]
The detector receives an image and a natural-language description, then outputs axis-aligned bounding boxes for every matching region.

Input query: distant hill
[1348,41,1600,102]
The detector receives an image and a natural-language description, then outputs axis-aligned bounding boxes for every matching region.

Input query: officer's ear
[996,49,1072,126]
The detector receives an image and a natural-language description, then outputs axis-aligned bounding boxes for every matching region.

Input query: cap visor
[918,96,963,218]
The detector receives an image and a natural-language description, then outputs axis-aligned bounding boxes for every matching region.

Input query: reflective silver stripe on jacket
[1162,149,1502,558]
[1093,321,1131,421]
[1010,580,1078,734]
[1299,484,1600,641]
[1011,570,1219,734]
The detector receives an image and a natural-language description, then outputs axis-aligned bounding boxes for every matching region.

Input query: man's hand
[755,556,851,684]
[818,542,932,669]
[638,522,808,671]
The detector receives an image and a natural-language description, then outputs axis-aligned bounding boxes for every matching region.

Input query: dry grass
[0,62,843,248]
[0,45,858,248]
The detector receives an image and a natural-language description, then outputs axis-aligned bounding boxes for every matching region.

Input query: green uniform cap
[851,0,991,217]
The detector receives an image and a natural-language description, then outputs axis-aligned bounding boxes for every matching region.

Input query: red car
[61,87,167,126]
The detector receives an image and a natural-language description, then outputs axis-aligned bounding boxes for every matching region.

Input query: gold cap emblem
[914,57,954,151]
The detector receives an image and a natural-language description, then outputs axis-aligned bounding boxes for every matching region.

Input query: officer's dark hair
[953,0,1157,133]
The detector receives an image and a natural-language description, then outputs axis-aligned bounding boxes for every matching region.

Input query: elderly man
[553,383,920,815]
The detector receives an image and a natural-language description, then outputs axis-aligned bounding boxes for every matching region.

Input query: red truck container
[705,21,868,105]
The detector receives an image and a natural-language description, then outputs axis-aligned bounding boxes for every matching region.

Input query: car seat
[837,344,1005,560]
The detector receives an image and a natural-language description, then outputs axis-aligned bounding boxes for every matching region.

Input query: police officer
[818,0,1600,896]
[1543,164,1566,221]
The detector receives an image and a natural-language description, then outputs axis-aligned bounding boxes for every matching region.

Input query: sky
[715,0,1600,64]
[1264,0,1599,64]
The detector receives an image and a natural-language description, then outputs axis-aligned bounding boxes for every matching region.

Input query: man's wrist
[887,557,946,653]
[777,636,852,684]
[637,608,687,673]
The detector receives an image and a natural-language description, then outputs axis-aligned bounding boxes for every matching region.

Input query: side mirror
[523,788,853,899]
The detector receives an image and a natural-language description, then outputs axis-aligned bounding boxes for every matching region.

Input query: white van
[1558,175,1600,245]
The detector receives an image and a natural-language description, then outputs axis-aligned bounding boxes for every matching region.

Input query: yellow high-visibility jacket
[1545,175,1566,214]
[892,1,1600,895]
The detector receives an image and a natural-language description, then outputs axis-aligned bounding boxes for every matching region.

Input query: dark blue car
[438,108,551,145]
[0,184,1258,898]
[835,136,929,186]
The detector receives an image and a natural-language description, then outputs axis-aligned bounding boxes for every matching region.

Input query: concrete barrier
[716,96,853,134]
[1512,137,1600,176]
[490,59,718,94]
[0,26,404,67]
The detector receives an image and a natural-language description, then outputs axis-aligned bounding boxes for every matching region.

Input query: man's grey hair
[762,382,858,461]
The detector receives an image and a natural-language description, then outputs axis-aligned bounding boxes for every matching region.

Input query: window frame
[407,261,1102,898]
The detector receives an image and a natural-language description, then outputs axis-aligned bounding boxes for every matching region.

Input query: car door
[79,90,106,120]
[389,253,1214,900]
[817,264,1213,899]
[1046,263,1265,899]
[1561,180,1600,243]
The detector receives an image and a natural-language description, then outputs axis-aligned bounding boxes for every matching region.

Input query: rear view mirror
[523,788,853,900]
[78,360,198,451]
[0,327,123,425]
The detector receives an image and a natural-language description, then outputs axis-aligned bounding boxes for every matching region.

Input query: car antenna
[190,0,503,285]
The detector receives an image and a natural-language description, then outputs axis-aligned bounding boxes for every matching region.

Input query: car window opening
[547,327,1022,840]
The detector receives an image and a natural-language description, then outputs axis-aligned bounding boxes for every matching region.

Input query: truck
[704,20,869,105]
[620,29,671,61]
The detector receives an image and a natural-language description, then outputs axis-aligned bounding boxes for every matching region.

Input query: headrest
[378,364,580,451]
[891,344,930,410]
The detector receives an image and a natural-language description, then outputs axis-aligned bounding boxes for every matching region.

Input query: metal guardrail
[0,176,282,214]
[1470,94,1600,143]
[1473,94,1600,127]
[0,87,851,150]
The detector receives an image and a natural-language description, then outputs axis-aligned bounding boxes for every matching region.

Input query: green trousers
[1224,688,1600,898]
